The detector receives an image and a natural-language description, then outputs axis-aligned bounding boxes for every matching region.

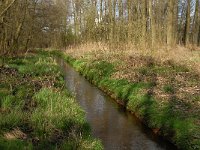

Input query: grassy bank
[0,52,102,149]
[49,49,200,150]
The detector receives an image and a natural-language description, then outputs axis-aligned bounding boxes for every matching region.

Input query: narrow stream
[58,59,177,150]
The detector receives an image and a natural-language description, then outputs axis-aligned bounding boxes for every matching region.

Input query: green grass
[0,51,102,150]
[48,49,200,150]
[0,138,33,150]
[163,84,175,94]
[31,88,87,138]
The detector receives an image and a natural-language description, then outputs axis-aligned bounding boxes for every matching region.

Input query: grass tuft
[0,51,102,149]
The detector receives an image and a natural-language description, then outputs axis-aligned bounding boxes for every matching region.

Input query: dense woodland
[0,0,200,55]
[0,1,200,149]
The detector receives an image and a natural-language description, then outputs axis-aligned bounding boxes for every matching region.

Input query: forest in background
[0,1,200,149]
[0,0,200,55]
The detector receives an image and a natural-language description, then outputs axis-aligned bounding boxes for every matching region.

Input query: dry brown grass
[63,42,200,127]
[60,43,200,148]
[64,42,200,111]
[64,42,200,74]
[4,128,27,140]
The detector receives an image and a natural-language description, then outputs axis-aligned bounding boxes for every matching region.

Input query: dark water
[58,60,177,150]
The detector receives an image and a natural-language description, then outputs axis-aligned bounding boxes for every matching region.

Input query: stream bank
[0,52,102,149]
[49,49,200,150]
[58,58,177,150]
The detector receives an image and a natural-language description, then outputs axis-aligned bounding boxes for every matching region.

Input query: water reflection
[58,60,177,150]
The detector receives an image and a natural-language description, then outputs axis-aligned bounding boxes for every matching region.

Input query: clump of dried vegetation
[65,42,200,73]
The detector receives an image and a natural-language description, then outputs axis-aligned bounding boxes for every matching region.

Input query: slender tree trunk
[108,0,113,43]
[184,0,191,46]
[198,25,200,46]
[100,0,103,22]
[141,0,147,46]
[12,0,28,52]
[127,0,132,42]
[167,0,174,46]
[149,0,155,47]
[192,0,199,45]
[173,0,178,45]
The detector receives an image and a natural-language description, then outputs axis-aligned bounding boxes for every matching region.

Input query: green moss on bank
[48,49,200,150]
[0,52,102,149]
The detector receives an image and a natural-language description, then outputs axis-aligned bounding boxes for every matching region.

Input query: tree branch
[0,0,17,17]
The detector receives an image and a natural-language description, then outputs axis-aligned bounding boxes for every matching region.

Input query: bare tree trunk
[173,0,178,45]
[12,0,28,53]
[184,0,191,46]
[192,0,199,45]
[127,0,131,42]
[167,0,174,46]
[198,25,200,46]
[149,0,155,47]
[108,0,113,43]
[141,0,147,46]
